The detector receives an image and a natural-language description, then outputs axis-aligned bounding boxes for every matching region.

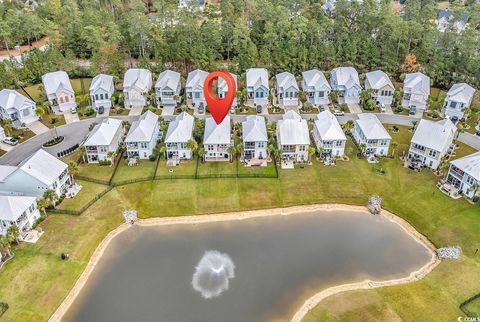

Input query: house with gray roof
[365,70,395,106]
[218,72,238,108]
[446,151,480,199]
[402,72,430,113]
[242,115,268,161]
[123,68,153,108]
[275,72,299,107]
[165,112,195,162]
[203,116,233,162]
[0,89,38,127]
[155,70,181,107]
[125,111,160,160]
[408,119,456,170]
[437,9,469,33]
[186,69,208,109]
[301,69,331,107]
[0,195,40,236]
[276,110,310,162]
[353,114,391,156]
[42,71,76,113]
[84,118,124,163]
[312,110,347,157]
[442,83,475,120]
[89,74,114,110]
[246,68,269,109]
[330,67,362,104]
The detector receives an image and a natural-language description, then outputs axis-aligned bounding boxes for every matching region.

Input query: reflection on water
[192,250,235,299]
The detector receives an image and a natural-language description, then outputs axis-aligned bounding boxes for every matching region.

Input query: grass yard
[10,128,35,143]
[0,125,479,321]
[112,158,157,183]
[155,158,197,177]
[76,163,115,182]
[463,298,480,316]
[197,159,237,176]
[58,180,109,211]
[40,114,66,129]
[70,78,92,95]
[237,161,277,177]
[17,84,45,102]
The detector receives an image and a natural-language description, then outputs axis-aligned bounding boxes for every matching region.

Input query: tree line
[0,0,479,90]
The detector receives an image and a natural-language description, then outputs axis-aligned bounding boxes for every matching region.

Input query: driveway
[129,105,144,116]
[347,103,362,114]
[0,142,14,152]
[162,105,175,116]
[97,107,111,117]
[64,110,80,124]
[26,121,50,135]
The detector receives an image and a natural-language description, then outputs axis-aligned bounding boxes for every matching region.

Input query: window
[309,92,314,98]
[299,145,306,151]
[194,92,200,99]
[100,94,104,100]
[140,142,148,149]
[95,94,99,100]
[105,94,109,99]
[319,91,325,98]
[428,150,437,158]
[65,96,69,102]
[294,92,298,98]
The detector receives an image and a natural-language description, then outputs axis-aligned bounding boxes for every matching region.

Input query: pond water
[63,209,431,322]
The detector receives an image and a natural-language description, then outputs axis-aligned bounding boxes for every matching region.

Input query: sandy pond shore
[49,204,440,322]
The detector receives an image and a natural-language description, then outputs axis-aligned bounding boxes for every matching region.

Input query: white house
[165,112,195,162]
[89,74,114,110]
[123,68,153,108]
[276,111,310,162]
[203,116,232,162]
[353,114,391,156]
[0,89,38,127]
[155,70,181,107]
[42,71,77,113]
[446,151,480,199]
[301,69,331,107]
[408,119,456,170]
[242,115,268,161]
[364,70,395,106]
[125,111,160,160]
[312,110,347,157]
[330,67,362,104]
[218,72,238,108]
[275,72,299,107]
[178,0,205,10]
[437,9,469,33]
[442,83,475,120]
[246,68,269,108]
[402,72,430,113]
[0,149,71,198]
[0,195,41,236]
[84,118,124,163]
[186,69,208,108]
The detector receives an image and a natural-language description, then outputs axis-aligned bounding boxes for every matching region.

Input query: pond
[62,208,432,322]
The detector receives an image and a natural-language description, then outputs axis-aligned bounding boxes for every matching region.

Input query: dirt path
[0,36,50,58]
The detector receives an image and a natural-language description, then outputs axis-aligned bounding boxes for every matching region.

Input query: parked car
[319,106,325,112]
[380,104,386,113]
[198,103,205,114]
[230,107,235,114]
[333,110,344,116]
[450,116,459,123]
[409,106,416,115]
[98,106,105,115]
[476,129,480,137]
[256,105,263,114]
[2,137,18,146]
[70,107,77,114]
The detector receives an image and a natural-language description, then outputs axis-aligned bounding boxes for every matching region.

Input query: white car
[71,107,77,114]
[380,104,386,113]
[333,110,344,116]
[2,137,18,146]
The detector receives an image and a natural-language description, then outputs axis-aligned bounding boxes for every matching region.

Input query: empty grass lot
[76,163,115,182]
[197,159,237,176]
[155,158,197,177]
[58,180,109,211]
[112,158,157,183]
[0,126,479,322]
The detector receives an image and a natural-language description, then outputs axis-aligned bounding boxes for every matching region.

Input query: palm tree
[344,120,354,133]
[227,145,236,162]
[471,183,479,201]
[0,235,12,258]
[68,161,79,184]
[308,146,316,161]
[198,147,205,162]
[107,151,116,164]
[159,146,166,159]
[359,143,367,157]
[43,189,58,207]
[186,139,198,156]
[317,147,325,159]
[2,119,13,136]
[412,120,418,130]
[328,91,338,104]
[37,198,50,216]
[391,142,398,158]
[7,225,20,245]
[79,145,87,164]
[36,106,46,120]
[236,143,244,159]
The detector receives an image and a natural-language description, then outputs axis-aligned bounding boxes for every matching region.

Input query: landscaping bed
[42,136,64,148]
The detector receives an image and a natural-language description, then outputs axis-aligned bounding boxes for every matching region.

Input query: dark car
[256,105,263,114]
[98,106,105,115]
[476,129,480,137]
[450,116,459,123]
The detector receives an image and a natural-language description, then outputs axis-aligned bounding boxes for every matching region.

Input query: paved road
[1,112,478,166]
[0,116,138,166]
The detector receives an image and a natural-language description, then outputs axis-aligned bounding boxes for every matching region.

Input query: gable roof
[365,70,394,90]
[276,72,299,92]
[0,89,35,112]
[84,118,123,146]
[332,67,361,89]
[155,70,181,91]
[18,149,68,186]
[411,119,456,152]
[165,112,194,143]
[356,114,391,140]
[301,69,331,90]
[186,69,208,89]
[0,166,19,182]
[204,116,231,145]
[278,111,310,145]
[125,111,159,143]
[0,195,37,221]
[315,111,347,141]
[89,74,114,93]
[242,115,267,143]
[246,68,269,90]
[218,73,238,92]
[123,69,152,92]
[438,9,469,23]
[446,83,475,104]
[451,151,480,181]
[42,71,74,96]
[404,72,430,96]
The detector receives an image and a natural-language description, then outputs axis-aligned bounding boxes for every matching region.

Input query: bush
[84,108,95,116]
[149,154,157,161]
[50,117,59,124]
[98,160,112,166]
[89,122,98,131]
[43,136,64,147]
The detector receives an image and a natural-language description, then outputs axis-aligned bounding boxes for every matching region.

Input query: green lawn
[112,158,157,183]
[70,78,91,95]
[197,159,237,176]
[463,298,480,316]
[155,158,197,177]
[10,128,35,143]
[237,161,277,177]
[0,126,479,321]
[76,163,115,182]
[58,180,109,211]
[40,114,66,129]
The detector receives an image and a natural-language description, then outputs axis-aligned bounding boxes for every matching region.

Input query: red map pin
[204,71,236,125]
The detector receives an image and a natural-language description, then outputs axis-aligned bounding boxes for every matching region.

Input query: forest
[0,0,479,89]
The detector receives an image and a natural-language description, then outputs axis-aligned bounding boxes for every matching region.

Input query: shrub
[89,122,98,131]
[149,154,157,162]
[98,160,112,166]
[84,108,95,116]
[50,117,59,124]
